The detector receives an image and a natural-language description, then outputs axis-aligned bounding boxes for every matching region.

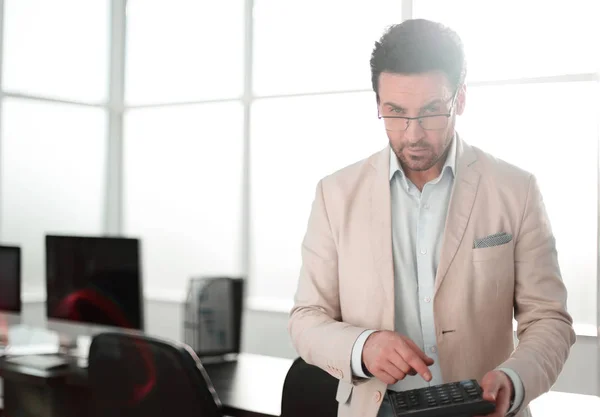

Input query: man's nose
[404,118,425,143]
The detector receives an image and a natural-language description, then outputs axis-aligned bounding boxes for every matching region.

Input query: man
[288,19,575,417]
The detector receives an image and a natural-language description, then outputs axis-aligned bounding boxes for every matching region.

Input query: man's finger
[382,360,406,382]
[403,337,435,365]
[481,373,502,402]
[476,386,510,417]
[386,350,412,375]
[394,344,432,381]
[374,369,399,386]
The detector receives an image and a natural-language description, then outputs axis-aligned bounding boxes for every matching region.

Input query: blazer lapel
[435,138,480,295]
[369,147,395,331]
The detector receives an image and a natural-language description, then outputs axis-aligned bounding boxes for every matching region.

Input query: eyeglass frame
[377,88,460,131]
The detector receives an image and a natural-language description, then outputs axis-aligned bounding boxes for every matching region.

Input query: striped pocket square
[473,232,512,249]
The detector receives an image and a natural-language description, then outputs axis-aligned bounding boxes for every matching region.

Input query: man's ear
[456,84,467,116]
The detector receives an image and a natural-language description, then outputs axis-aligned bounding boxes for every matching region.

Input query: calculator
[387,379,496,417]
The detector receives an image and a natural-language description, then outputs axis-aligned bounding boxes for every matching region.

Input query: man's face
[378,71,465,173]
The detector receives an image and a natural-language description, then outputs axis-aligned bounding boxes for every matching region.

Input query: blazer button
[373,391,382,402]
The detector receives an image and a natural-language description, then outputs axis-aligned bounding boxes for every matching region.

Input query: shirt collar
[389,133,457,182]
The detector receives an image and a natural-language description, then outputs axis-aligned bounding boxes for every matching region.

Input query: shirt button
[430,346,437,354]
[420,249,427,255]
[424,296,431,303]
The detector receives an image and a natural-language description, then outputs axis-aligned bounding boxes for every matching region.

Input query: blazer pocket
[473,232,512,249]
[472,239,514,262]
[335,380,353,404]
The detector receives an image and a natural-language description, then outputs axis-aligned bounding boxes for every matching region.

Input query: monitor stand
[73,334,91,358]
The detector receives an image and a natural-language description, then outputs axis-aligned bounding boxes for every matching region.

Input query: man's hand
[362,331,434,385]
[475,370,515,417]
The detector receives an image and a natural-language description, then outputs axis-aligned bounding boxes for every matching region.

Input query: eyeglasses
[378,90,458,132]
[378,113,452,131]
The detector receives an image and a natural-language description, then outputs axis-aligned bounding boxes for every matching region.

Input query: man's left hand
[475,370,514,417]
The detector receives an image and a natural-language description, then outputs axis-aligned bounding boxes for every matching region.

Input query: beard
[391,131,454,172]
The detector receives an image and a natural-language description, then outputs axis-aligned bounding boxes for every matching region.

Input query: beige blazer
[289,137,576,417]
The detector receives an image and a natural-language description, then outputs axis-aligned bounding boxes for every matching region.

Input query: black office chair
[88,331,223,417]
[281,357,339,417]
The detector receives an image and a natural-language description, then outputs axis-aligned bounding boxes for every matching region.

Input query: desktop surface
[203,353,293,417]
[0,352,293,417]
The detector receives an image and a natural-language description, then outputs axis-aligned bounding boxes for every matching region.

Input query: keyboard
[5,355,69,370]
[388,379,496,417]
[4,343,60,356]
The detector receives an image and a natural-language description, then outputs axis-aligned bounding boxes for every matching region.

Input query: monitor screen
[0,246,21,313]
[46,235,143,330]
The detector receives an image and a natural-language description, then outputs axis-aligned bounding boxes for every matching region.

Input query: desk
[0,356,88,417]
[205,353,293,417]
[0,353,293,417]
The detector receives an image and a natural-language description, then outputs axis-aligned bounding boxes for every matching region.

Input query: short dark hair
[370,19,467,99]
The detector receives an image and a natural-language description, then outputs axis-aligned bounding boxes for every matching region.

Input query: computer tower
[184,276,244,360]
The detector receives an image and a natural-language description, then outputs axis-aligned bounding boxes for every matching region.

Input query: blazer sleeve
[288,179,368,384]
[499,174,576,411]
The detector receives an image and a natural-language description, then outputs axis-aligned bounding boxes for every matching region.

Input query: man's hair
[370,19,467,99]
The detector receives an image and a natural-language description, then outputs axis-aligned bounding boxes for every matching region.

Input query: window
[253,0,402,96]
[0,0,109,296]
[414,0,600,81]
[122,0,247,300]
[0,99,107,290]
[125,0,244,105]
[2,0,109,102]
[123,103,245,296]
[250,92,386,302]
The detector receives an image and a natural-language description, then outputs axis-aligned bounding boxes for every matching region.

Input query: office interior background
[0,0,598,407]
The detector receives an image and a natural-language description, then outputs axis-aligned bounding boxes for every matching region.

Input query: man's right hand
[362,331,434,385]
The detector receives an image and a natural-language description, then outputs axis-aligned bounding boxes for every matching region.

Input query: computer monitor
[0,245,22,328]
[45,235,144,340]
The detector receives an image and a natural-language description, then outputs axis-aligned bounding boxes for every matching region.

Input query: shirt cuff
[350,329,377,378]
[497,367,524,415]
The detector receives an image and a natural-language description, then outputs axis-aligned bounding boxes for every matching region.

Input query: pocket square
[473,232,513,249]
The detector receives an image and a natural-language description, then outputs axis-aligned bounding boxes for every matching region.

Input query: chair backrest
[88,331,223,417]
[280,357,339,417]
